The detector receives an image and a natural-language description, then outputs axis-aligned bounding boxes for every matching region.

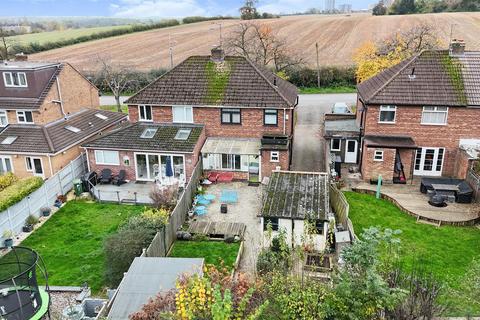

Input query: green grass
[345,191,480,314]
[100,105,129,114]
[9,25,131,45]
[299,86,356,94]
[169,240,240,270]
[19,201,143,293]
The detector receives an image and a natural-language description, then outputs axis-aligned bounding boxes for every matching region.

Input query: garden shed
[260,171,330,251]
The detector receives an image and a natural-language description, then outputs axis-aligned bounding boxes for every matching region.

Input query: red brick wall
[261,150,289,177]
[127,105,294,138]
[363,105,480,177]
[203,170,249,180]
[361,147,395,181]
[454,149,471,179]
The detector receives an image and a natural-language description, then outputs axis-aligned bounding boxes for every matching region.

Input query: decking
[188,220,246,239]
[353,182,480,226]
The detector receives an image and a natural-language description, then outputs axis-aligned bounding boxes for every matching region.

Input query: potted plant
[40,207,51,217]
[23,214,39,232]
[2,230,14,247]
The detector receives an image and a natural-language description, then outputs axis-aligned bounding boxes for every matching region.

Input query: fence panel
[466,169,480,202]
[329,183,349,228]
[144,161,202,258]
[0,154,86,243]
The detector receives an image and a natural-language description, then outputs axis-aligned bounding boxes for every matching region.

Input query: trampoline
[0,246,50,320]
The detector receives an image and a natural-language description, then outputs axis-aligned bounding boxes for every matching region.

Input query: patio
[91,181,155,204]
[353,182,480,226]
[190,181,263,274]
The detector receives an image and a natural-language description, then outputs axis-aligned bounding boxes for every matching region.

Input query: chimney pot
[211,47,225,62]
[449,39,466,57]
[15,53,28,61]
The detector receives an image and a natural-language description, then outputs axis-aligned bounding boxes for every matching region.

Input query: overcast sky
[3,0,376,18]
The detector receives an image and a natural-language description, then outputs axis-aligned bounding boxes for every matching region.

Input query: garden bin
[73,179,83,196]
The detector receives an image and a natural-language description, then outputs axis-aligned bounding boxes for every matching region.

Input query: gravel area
[46,291,79,319]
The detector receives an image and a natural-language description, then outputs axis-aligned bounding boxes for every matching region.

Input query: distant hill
[31,12,480,71]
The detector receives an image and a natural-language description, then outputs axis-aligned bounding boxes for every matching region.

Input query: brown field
[31,12,480,71]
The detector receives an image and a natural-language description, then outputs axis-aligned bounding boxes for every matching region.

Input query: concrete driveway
[291,93,357,172]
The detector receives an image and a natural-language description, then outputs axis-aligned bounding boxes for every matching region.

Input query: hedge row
[11,19,180,55]
[182,16,234,24]
[0,176,44,212]
[0,173,18,192]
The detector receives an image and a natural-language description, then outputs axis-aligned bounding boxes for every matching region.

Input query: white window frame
[374,150,384,162]
[94,150,120,165]
[25,157,44,177]
[0,110,8,127]
[264,109,278,126]
[270,151,280,162]
[25,156,33,172]
[330,138,341,151]
[172,106,193,123]
[16,111,34,124]
[0,156,13,174]
[138,105,153,122]
[421,106,448,125]
[414,147,445,176]
[378,105,396,124]
[3,72,27,88]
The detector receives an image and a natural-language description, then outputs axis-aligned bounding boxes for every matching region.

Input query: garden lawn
[20,201,143,293]
[345,191,480,314]
[169,240,240,271]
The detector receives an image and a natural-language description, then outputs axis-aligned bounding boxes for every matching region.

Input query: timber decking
[188,221,246,239]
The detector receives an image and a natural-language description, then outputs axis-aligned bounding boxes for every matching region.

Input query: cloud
[111,0,207,18]
[258,0,321,14]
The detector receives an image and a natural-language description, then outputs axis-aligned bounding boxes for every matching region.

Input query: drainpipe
[47,155,54,177]
[358,100,367,172]
[85,149,91,172]
[283,108,287,135]
[55,76,67,118]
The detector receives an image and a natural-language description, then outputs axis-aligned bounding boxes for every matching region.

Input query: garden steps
[416,215,441,227]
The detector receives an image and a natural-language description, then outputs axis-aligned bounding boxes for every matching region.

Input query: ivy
[204,61,231,104]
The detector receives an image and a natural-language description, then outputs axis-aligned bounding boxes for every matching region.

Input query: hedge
[0,177,44,212]
[0,173,18,192]
[182,16,234,24]
[285,66,357,88]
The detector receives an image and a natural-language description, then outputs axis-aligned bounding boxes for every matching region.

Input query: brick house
[124,48,298,182]
[0,55,126,178]
[355,41,480,183]
[82,123,206,185]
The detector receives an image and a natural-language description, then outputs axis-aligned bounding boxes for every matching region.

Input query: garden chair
[112,170,127,186]
[99,169,112,184]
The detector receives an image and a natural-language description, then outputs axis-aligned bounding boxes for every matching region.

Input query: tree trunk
[115,94,122,113]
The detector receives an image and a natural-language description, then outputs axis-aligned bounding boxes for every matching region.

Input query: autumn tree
[353,23,440,82]
[224,22,304,72]
[0,28,14,61]
[95,56,136,112]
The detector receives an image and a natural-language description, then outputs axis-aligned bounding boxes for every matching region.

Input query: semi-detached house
[87,48,298,184]
[355,40,480,183]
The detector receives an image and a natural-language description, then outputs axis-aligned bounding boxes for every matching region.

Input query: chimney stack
[449,39,465,57]
[211,47,225,62]
[14,53,28,61]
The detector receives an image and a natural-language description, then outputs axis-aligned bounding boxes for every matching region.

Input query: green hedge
[0,173,18,192]
[0,177,44,212]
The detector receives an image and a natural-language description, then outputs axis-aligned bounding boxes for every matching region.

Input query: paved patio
[92,181,154,204]
[191,181,263,274]
[353,182,480,226]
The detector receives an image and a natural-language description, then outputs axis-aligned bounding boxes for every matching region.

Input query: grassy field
[9,25,131,45]
[169,240,240,271]
[345,191,480,314]
[19,201,143,293]
[298,86,356,94]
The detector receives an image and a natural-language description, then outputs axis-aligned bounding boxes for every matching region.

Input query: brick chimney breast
[14,53,28,61]
[211,47,225,62]
[449,39,466,57]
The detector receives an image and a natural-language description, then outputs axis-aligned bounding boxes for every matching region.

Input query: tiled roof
[364,135,417,149]
[0,109,126,154]
[260,171,329,220]
[125,55,298,108]
[0,64,63,110]
[357,50,480,107]
[82,122,204,153]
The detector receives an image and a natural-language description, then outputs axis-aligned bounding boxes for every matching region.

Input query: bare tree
[95,56,135,113]
[0,28,14,61]
[377,23,440,56]
[224,22,304,72]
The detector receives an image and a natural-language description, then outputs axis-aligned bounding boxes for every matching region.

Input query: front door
[344,139,358,163]
[414,147,445,176]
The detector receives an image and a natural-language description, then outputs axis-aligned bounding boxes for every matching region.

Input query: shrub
[285,66,357,88]
[141,208,170,228]
[182,16,234,24]
[0,173,18,192]
[26,214,39,225]
[149,185,178,210]
[0,177,43,212]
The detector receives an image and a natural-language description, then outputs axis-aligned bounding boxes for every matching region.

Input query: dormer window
[3,72,27,88]
[17,111,34,124]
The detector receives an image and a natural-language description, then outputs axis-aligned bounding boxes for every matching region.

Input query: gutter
[81,146,195,155]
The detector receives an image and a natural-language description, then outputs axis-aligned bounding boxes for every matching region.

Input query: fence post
[116,191,120,204]
[42,183,49,211]
[134,192,137,205]
[57,173,63,196]
[98,190,102,203]
[70,160,75,181]
[6,207,14,232]
[26,196,32,215]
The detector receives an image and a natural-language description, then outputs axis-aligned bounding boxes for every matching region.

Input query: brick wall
[9,154,50,179]
[454,149,471,179]
[261,149,289,177]
[127,105,294,138]
[363,105,480,177]
[361,147,395,181]
[203,170,249,180]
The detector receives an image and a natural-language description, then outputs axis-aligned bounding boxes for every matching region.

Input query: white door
[344,139,358,163]
[414,147,444,176]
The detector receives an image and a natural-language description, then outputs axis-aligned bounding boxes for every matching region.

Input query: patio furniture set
[191,189,239,216]
[420,177,474,207]
[98,169,127,186]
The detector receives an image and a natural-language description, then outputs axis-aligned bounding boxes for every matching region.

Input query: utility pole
[211,22,223,47]
[168,34,177,69]
[316,42,320,88]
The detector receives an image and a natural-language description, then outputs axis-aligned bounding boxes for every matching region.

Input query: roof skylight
[65,125,81,133]
[174,129,192,140]
[141,128,158,139]
[1,136,17,145]
[95,113,108,120]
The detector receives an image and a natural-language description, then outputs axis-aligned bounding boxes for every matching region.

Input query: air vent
[65,125,81,133]
[95,113,108,120]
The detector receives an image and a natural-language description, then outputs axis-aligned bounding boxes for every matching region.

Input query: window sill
[420,123,447,126]
[373,159,384,162]
[263,124,278,127]
[221,123,242,125]
[330,149,341,152]
[377,121,396,124]
[96,163,120,166]
[139,119,153,122]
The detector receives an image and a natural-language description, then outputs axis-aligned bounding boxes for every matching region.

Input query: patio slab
[353,182,480,226]
[192,182,263,274]
[92,181,154,204]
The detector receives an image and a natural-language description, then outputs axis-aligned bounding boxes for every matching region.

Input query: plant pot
[23,225,33,233]
[4,238,13,247]
[41,208,51,216]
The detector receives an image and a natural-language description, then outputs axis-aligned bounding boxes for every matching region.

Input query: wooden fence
[466,169,480,202]
[142,161,202,257]
[329,183,349,228]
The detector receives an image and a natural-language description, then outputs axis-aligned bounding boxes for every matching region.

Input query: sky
[2,0,376,18]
